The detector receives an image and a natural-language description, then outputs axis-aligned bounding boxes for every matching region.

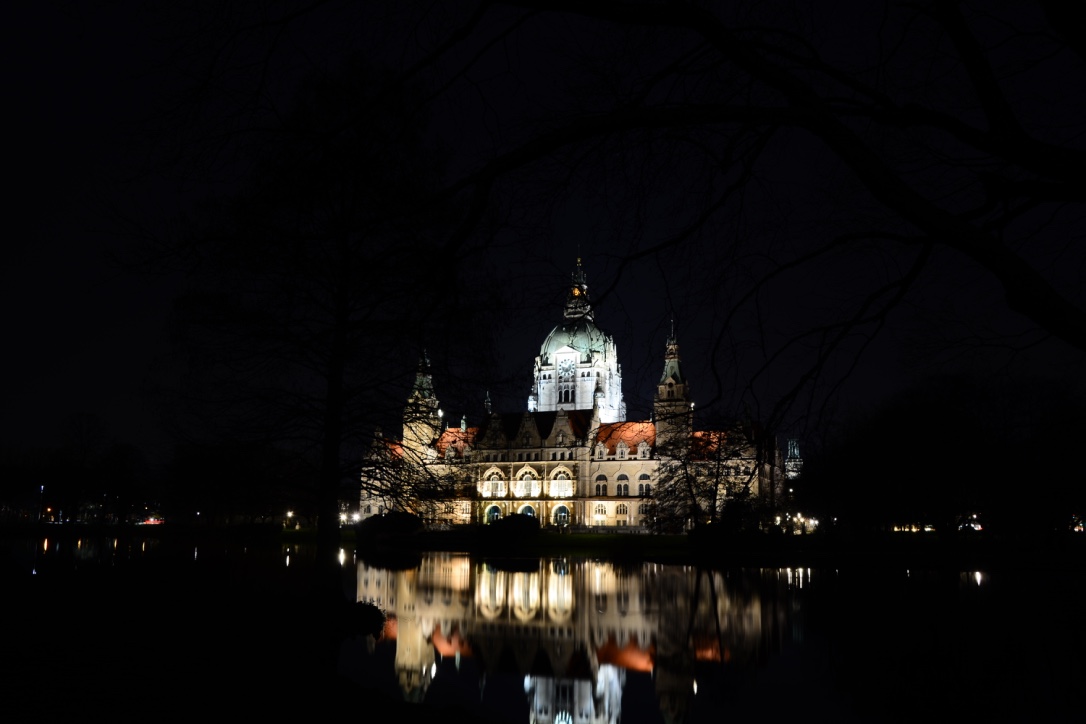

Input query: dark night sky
[5,2,1084,464]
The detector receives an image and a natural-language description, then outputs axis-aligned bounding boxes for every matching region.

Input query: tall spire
[563,258,593,321]
[410,351,435,401]
[659,323,684,384]
[654,321,691,443]
[404,350,441,453]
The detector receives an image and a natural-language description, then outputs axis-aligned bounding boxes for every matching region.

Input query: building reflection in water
[354,554,803,723]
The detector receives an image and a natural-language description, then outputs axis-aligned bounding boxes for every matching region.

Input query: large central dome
[528,260,625,423]
[539,318,611,364]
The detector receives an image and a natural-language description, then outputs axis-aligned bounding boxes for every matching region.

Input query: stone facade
[360,261,780,530]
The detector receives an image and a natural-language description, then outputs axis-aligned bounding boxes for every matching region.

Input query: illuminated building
[360,260,782,529]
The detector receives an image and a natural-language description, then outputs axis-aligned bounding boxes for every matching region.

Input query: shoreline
[4,521,1083,571]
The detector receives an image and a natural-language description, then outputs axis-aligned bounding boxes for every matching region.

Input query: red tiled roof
[595,421,656,453]
[371,438,404,461]
[435,426,479,458]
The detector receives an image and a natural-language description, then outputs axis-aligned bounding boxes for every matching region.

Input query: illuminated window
[594,503,606,516]
[486,473,505,497]
[617,504,628,516]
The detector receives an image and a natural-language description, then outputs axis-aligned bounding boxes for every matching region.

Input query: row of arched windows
[593,503,649,517]
[593,473,652,497]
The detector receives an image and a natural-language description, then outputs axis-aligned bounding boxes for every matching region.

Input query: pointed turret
[403,352,441,455]
[654,322,692,446]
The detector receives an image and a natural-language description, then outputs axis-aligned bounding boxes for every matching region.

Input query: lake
[4,533,1084,721]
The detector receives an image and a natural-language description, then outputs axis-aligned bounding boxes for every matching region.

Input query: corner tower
[529,260,625,423]
[403,353,441,456]
[653,322,692,444]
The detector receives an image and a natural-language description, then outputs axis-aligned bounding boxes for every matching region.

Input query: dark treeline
[799,373,1086,535]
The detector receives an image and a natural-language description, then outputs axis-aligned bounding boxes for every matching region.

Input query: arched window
[638,504,648,515]
[617,504,628,516]
[486,506,501,523]
[486,473,505,497]
[515,473,540,498]
[639,474,651,497]
[551,471,572,498]
[595,475,607,496]
[553,505,570,525]
[617,474,629,497]
[594,503,606,517]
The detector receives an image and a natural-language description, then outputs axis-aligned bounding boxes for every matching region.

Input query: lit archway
[486,505,501,524]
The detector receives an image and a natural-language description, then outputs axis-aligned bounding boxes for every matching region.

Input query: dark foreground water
[4,534,1084,722]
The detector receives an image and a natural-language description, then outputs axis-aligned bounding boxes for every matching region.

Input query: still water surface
[5,536,1084,721]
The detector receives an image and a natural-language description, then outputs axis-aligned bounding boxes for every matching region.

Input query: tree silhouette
[396,0,1086,432]
[650,423,769,533]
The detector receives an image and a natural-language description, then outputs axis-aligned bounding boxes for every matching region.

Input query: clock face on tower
[558,359,576,378]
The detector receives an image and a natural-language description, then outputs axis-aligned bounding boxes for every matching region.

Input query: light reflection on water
[6,537,1083,720]
[350,554,803,723]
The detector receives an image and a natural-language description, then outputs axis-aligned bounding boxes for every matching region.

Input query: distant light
[431,663,437,678]
[693,680,698,695]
